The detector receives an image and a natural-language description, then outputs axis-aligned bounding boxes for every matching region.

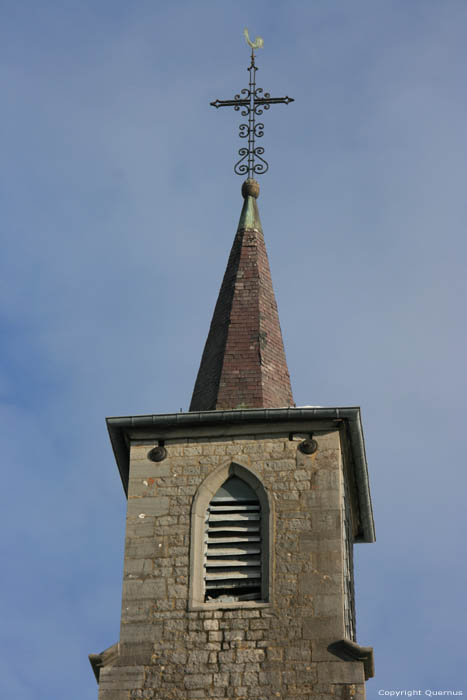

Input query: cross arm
[254,96,294,106]
[211,98,250,109]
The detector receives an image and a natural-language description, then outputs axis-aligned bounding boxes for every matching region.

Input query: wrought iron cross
[210,30,294,178]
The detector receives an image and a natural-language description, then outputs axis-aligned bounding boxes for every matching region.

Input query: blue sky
[1,1,466,698]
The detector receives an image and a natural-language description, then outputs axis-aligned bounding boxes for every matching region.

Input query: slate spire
[190,179,294,411]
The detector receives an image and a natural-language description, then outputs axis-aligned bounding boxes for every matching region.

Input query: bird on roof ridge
[243,28,264,51]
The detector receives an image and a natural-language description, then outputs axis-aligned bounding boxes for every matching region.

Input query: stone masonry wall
[97,429,366,700]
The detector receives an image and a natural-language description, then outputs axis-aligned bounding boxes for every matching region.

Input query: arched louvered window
[204,476,262,602]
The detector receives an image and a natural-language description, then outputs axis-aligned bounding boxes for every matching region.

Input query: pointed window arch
[189,463,271,609]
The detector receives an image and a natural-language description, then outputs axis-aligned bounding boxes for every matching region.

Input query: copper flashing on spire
[190,180,294,412]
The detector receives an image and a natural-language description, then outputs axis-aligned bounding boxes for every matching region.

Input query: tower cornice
[106,405,375,545]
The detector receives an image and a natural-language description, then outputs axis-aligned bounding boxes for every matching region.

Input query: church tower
[90,33,375,700]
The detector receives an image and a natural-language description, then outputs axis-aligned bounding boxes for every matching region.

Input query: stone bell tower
[89,33,375,700]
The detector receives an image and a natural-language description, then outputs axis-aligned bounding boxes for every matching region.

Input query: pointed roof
[190,179,294,411]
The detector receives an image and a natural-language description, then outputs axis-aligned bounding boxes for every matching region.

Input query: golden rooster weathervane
[210,29,294,178]
[243,28,264,54]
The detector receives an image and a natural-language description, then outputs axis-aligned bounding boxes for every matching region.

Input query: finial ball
[242,179,260,199]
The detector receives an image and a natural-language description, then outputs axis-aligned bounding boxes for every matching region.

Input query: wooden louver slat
[204,477,262,602]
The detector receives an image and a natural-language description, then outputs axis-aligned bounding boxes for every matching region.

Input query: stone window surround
[188,460,273,611]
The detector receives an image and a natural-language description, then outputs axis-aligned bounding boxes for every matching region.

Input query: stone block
[298,534,341,554]
[119,622,163,642]
[203,619,219,631]
[317,661,365,684]
[314,448,341,470]
[316,469,340,490]
[299,571,341,596]
[99,665,145,685]
[285,646,311,662]
[184,673,213,689]
[184,445,203,456]
[123,558,153,576]
[310,509,342,538]
[249,619,270,630]
[127,497,170,517]
[304,489,340,509]
[98,691,133,700]
[125,537,167,559]
[302,615,343,640]
[129,461,171,478]
[236,648,265,663]
[129,444,150,460]
[243,671,259,686]
[313,551,343,574]
[246,630,264,641]
[122,578,166,601]
[267,647,284,661]
[224,629,245,641]
[164,618,185,632]
[314,431,341,449]
[218,650,235,663]
[313,594,343,617]
[121,600,152,623]
[117,641,153,663]
[209,630,223,642]
[213,672,229,687]
[125,518,155,538]
[187,649,210,665]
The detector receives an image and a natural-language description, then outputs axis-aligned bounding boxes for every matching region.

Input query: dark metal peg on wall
[148,442,167,462]
[298,436,318,455]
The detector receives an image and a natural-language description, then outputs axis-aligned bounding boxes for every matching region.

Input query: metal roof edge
[106,406,362,429]
[345,410,376,543]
